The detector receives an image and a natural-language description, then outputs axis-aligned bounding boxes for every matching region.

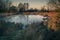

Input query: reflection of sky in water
[4,15,44,25]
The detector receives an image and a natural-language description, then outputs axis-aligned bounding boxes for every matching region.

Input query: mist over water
[0,15,59,40]
[4,15,44,25]
[0,14,58,40]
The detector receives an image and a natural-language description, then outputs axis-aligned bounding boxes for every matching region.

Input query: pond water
[3,14,44,25]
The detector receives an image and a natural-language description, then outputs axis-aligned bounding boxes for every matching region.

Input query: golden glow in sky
[11,0,48,9]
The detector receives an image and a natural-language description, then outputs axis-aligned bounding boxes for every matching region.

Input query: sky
[11,0,48,9]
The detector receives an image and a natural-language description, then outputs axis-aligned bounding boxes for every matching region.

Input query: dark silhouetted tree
[0,0,12,12]
[9,6,17,12]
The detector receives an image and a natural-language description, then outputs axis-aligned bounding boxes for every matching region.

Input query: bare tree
[0,0,12,12]
[48,0,60,11]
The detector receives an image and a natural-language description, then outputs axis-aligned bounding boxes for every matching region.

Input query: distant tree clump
[9,6,17,13]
